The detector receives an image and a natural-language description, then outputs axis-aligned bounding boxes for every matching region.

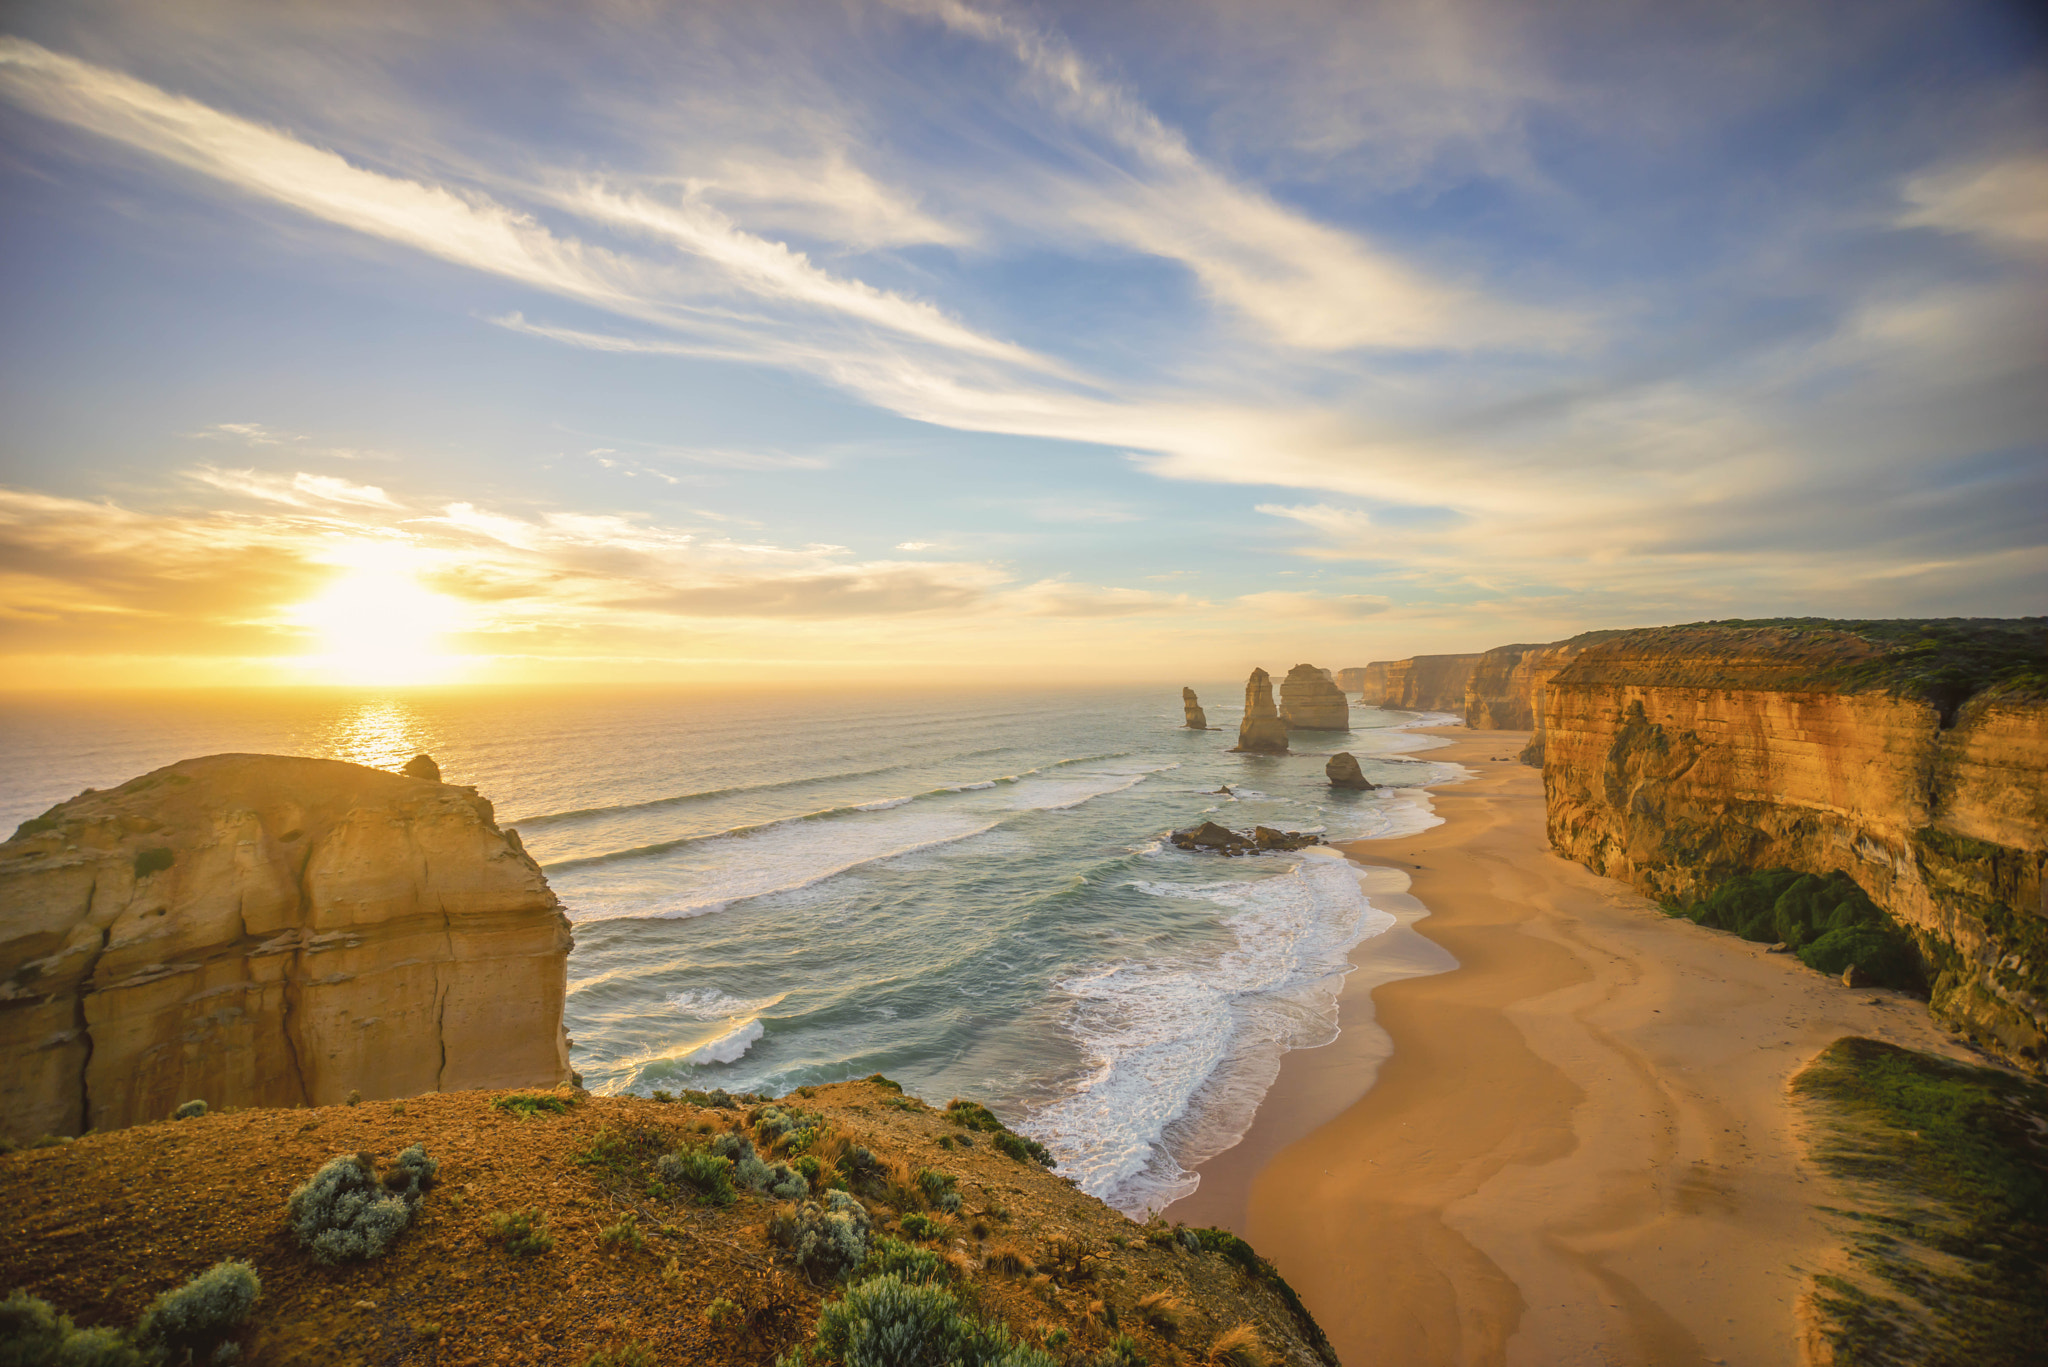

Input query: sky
[0,0,2042,689]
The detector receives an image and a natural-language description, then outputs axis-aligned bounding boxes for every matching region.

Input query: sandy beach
[1166,727,1978,1367]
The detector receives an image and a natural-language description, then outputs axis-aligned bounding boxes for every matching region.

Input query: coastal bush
[897,1213,941,1241]
[913,1168,961,1213]
[710,1130,755,1162]
[0,1290,145,1367]
[1673,869,1923,990]
[656,1149,737,1206]
[771,1190,872,1280]
[1096,1333,1146,1367]
[861,1235,944,1284]
[784,1272,1058,1367]
[136,1259,260,1355]
[172,1099,207,1120]
[493,1092,573,1119]
[736,1156,809,1199]
[753,1104,825,1154]
[596,1215,645,1256]
[864,1073,904,1093]
[946,1098,1056,1168]
[286,1148,433,1262]
[483,1208,555,1257]
[650,1090,674,1103]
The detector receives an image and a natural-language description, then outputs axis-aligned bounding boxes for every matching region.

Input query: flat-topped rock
[1281,664,1350,730]
[0,754,574,1144]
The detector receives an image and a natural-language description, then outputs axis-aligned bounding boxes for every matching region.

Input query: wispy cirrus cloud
[186,465,399,509]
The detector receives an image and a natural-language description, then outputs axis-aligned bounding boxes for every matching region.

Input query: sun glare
[289,545,465,686]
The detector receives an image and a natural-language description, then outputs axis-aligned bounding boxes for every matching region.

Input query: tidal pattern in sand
[0,686,1454,1212]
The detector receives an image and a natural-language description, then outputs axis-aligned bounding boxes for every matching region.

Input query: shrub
[947,1098,1056,1168]
[483,1208,555,1257]
[132,847,174,879]
[913,1168,961,1213]
[172,1100,207,1120]
[710,1130,755,1162]
[1098,1334,1146,1367]
[1208,1324,1274,1367]
[984,1244,1029,1276]
[897,1213,942,1241]
[704,1297,740,1331]
[136,1259,260,1353]
[656,1149,737,1206]
[837,1145,883,1189]
[735,1155,808,1199]
[772,1190,872,1280]
[753,1105,825,1154]
[794,1273,1057,1367]
[650,1090,675,1103]
[0,1290,146,1367]
[597,1215,645,1256]
[1135,1292,1187,1340]
[344,1090,361,1107]
[864,1073,904,1093]
[1675,869,1924,990]
[493,1092,573,1118]
[862,1235,944,1284]
[285,1149,432,1262]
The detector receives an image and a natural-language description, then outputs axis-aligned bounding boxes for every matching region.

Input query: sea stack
[1182,687,1208,729]
[0,754,575,1145]
[1232,668,1290,753]
[1326,752,1376,790]
[1280,663,1351,730]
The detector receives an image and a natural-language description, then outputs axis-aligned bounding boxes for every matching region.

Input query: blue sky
[0,0,2042,686]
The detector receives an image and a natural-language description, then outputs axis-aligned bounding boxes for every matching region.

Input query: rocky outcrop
[1169,822,1323,855]
[1280,664,1351,731]
[0,754,575,1144]
[1356,653,1483,712]
[1182,688,1209,729]
[1462,633,1627,730]
[1232,668,1290,753]
[403,753,443,783]
[1538,622,2048,1068]
[1326,753,1376,790]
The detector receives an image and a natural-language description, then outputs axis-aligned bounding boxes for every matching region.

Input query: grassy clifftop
[0,1079,1331,1367]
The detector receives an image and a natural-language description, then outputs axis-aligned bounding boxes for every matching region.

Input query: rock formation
[1326,753,1376,790]
[1169,822,1323,855]
[0,754,575,1145]
[1538,621,2048,1068]
[1353,654,1483,711]
[1232,668,1290,753]
[403,753,443,783]
[1181,688,1208,729]
[1336,666,1372,694]
[1280,664,1351,730]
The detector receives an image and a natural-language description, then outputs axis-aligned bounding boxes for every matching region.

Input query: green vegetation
[860,1234,943,1284]
[482,1208,555,1258]
[655,1148,738,1206]
[131,848,174,879]
[1663,868,1924,990]
[770,1191,873,1281]
[596,1214,645,1256]
[285,1147,435,1263]
[136,1260,260,1357]
[1171,1226,1339,1367]
[944,1099,1057,1169]
[777,1271,1059,1367]
[172,1100,207,1121]
[1,1259,260,1366]
[1793,1037,2048,1366]
[1687,617,2048,721]
[492,1091,574,1118]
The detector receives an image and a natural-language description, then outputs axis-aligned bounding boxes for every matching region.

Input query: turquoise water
[0,684,1457,1212]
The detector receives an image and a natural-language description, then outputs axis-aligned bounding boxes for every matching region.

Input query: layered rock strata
[1280,664,1351,730]
[1182,688,1208,729]
[1336,667,1372,695]
[1355,653,1483,711]
[1539,623,2048,1067]
[0,754,575,1144]
[1233,668,1290,753]
[1326,753,1376,790]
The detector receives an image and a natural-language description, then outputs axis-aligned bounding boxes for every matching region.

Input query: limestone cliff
[1355,653,1482,711]
[1279,663,1350,730]
[1181,687,1208,729]
[0,754,575,1144]
[1462,632,1627,731]
[1232,668,1290,753]
[1538,621,2048,1067]
[1336,666,1372,694]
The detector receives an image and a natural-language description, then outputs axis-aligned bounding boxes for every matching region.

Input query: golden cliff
[1352,653,1482,712]
[0,754,574,1144]
[1233,668,1290,753]
[1537,622,2047,1068]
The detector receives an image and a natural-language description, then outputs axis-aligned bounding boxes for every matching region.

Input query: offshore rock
[0,754,574,1144]
[1232,668,1290,753]
[1182,687,1209,730]
[1253,826,1324,851]
[1280,664,1351,731]
[1326,752,1376,790]
[1169,822,1322,855]
[403,753,443,783]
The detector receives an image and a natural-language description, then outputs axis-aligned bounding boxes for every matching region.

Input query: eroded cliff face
[1355,653,1482,712]
[1540,626,2047,1067]
[1280,663,1350,730]
[0,755,574,1143]
[1182,687,1208,729]
[1464,632,1626,732]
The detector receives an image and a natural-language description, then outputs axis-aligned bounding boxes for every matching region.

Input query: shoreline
[1163,726,1978,1366]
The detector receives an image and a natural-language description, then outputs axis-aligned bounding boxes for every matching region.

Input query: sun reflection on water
[320,698,438,772]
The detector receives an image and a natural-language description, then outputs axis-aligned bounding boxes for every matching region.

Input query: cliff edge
[0,754,574,1144]
[1539,620,2047,1068]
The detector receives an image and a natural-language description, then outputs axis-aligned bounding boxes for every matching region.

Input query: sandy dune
[1167,728,1975,1367]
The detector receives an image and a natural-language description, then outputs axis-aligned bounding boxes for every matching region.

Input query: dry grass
[1137,1290,1189,1340]
[1210,1321,1276,1366]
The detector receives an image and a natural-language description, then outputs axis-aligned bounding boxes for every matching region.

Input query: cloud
[186,465,400,509]
[191,421,298,445]
[896,541,935,551]
[1900,153,2048,254]
[1234,590,1391,619]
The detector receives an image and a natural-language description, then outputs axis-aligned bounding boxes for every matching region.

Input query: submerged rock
[1232,668,1290,753]
[1182,687,1209,730]
[1326,752,1376,790]
[1280,664,1350,731]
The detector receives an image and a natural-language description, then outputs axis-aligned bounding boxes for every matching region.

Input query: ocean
[0,684,1456,1214]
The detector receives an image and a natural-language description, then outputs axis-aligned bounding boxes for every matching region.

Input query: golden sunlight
[287,544,465,685]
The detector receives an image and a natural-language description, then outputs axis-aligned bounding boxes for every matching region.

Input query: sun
[289,544,466,686]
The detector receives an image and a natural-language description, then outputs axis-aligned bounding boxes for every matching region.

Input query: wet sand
[1165,727,1974,1367]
